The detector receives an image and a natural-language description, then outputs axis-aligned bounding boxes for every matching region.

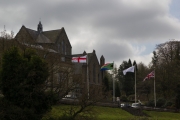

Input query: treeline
[103,41,180,109]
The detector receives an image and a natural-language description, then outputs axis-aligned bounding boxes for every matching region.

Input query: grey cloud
[1,0,180,66]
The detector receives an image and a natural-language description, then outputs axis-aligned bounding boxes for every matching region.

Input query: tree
[59,81,106,120]
[175,84,180,111]
[115,80,120,97]
[154,41,180,99]
[118,60,134,96]
[136,62,152,101]
[0,47,51,120]
[103,73,109,92]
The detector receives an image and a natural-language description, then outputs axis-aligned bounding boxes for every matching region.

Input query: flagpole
[87,54,89,99]
[113,61,115,102]
[154,69,156,107]
[135,65,136,103]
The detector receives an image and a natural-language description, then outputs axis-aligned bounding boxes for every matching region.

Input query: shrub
[0,47,51,120]
[156,98,166,108]
[164,101,173,108]
[147,100,154,107]
[120,95,128,102]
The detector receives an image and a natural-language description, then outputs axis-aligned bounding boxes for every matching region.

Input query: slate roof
[43,29,63,43]
[26,28,63,44]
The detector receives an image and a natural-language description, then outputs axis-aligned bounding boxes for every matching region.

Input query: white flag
[123,66,135,75]
[72,55,87,63]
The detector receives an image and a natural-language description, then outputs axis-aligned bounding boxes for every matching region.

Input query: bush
[156,98,166,108]
[128,94,135,102]
[120,95,128,102]
[147,100,154,107]
[0,98,40,120]
[164,101,173,108]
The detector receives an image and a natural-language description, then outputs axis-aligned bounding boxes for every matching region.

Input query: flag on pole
[123,66,135,75]
[143,71,155,81]
[72,55,87,63]
[101,63,113,71]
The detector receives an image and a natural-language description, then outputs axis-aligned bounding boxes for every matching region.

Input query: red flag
[143,71,155,81]
[72,55,87,63]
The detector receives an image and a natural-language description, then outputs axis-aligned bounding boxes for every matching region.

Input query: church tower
[37,21,43,33]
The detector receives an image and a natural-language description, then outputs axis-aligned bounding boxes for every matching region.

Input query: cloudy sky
[1,0,180,67]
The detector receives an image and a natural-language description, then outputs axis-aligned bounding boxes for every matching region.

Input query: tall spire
[37,21,43,33]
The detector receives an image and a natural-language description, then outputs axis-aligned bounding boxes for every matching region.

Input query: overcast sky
[1,0,180,68]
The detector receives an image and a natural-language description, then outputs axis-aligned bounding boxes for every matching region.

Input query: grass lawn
[93,106,134,120]
[144,110,180,120]
[42,104,180,120]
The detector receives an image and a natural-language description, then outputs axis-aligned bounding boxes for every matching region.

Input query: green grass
[144,110,180,120]
[93,106,134,120]
[42,105,134,120]
[42,105,180,120]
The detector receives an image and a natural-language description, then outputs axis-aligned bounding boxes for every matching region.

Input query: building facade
[15,22,105,98]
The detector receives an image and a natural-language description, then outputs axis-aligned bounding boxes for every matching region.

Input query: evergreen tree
[0,47,51,120]
[175,84,180,110]
[103,74,109,92]
[115,81,120,97]
[118,60,134,96]
[133,60,138,72]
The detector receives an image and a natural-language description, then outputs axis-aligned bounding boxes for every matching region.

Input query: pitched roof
[26,28,39,40]
[43,29,63,43]
[15,23,72,48]
[25,27,63,43]
[36,34,51,43]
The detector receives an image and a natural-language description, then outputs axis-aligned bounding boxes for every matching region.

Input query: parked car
[131,103,141,108]
[121,103,131,108]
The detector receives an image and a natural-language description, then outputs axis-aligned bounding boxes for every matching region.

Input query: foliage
[146,100,155,107]
[164,101,173,108]
[154,41,180,100]
[0,47,51,120]
[136,62,152,101]
[115,80,120,97]
[120,95,128,102]
[102,74,109,92]
[0,28,14,39]
[156,98,166,108]
[175,84,180,109]
[133,41,180,107]
[118,60,135,96]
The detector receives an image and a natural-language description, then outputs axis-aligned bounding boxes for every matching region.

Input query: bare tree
[154,41,180,99]
[61,84,107,119]
[136,62,152,101]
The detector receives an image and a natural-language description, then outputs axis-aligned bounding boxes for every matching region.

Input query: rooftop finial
[37,21,43,33]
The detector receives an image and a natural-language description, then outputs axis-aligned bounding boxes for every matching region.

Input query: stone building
[15,21,105,98]
[15,21,72,58]
[72,50,105,97]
